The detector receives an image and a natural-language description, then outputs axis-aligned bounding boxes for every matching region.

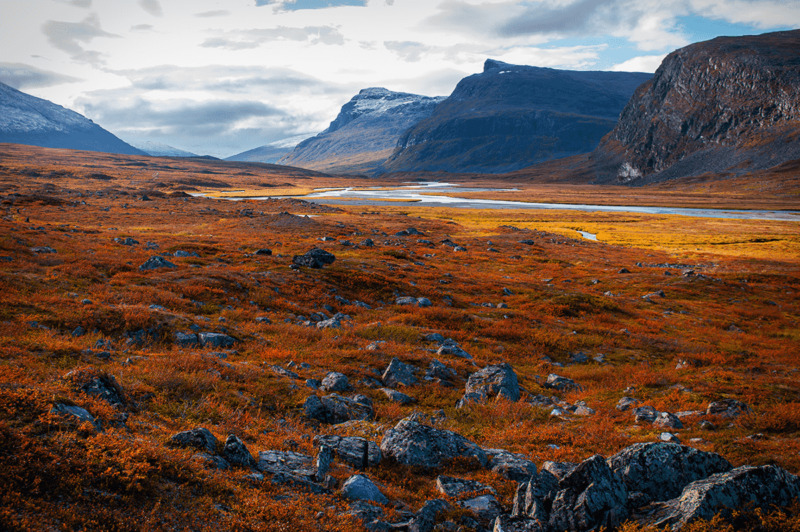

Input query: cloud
[194,10,231,18]
[130,24,154,32]
[383,41,430,62]
[200,26,345,50]
[137,0,162,17]
[610,54,667,72]
[256,0,368,10]
[41,14,120,65]
[0,62,82,89]
[52,0,92,8]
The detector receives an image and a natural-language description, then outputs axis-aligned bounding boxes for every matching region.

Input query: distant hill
[129,141,198,158]
[226,144,293,164]
[278,88,445,175]
[379,60,652,174]
[588,29,800,185]
[0,81,145,156]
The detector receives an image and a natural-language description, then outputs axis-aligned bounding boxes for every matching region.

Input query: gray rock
[380,417,487,468]
[465,363,520,402]
[425,359,456,382]
[381,388,415,404]
[493,515,547,532]
[255,316,272,324]
[266,364,300,380]
[360,239,375,247]
[382,357,418,388]
[512,469,559,522]
[51,403,100,430]
[425,333,445,343]
[253,248,272,256]
[320,393,375,424]
[342,474,388,504]
[642,465,800,530]
[139,256,176,270]
[706,399,750,418]
[607,442,732,509]
[660,432,681,443]
[461,494,504,522]
[541,461,577,480]
[304,395,327,421]
[174,250,200,257]
[437,340,472,359]
[114,237,139,246]
[71,326,85,337]
[169,427,218,453]
[223,435,257,469]
[321,371,350,392]
[653,412,684,430]
[544,374,583,392]
[174,331,198,347]
[78,374,124,407]
[198,332,236,348]
[314,435,382,469]
[633,405,658,423]
[436,476,496,498]
[257,450,315,478]
[456,390,487,409]
[408,499,453,532]
[548,455,628,531]
[490,451,537,481]
[616,397,640,411]
[292,248,336,269]
[316,445,333,480]
[395,296,418,306]
[417,297,432,307]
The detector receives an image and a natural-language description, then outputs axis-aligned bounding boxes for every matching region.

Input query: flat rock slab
[380,417,487,469]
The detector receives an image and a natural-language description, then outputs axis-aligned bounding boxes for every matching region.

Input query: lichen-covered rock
[653,412,684,430]
[641,465,800,530]
[493,515,547,532]
[313,435,382,469]
[464,363,520,402]
[633,405,658,423]
[257,450,316,479]
[541,461,577,481]
[174,331,198,347]
[381,388,414,404]
[320,393,375,424]
[198,332,236,348]
[607,442,732,509]
[436,476,496,498]
[380,417,487,468]
[437,339,472,359]
[78,374,124,407]
[292,248,336,269]
[616,397,640,411]
[544,374,583,393]
[223,435,257,469]
[342,474,388,504]
[489,451,537,482]
[548,455,628,532]
[706,399,751,418]
[170,427,218,453]
[51,403,100,430]
[321,371,350,392]
[461,494,504,522]
[408,499,453,532]
[139,256,176,270]
[382,357,418,388]
[512,469,559,522]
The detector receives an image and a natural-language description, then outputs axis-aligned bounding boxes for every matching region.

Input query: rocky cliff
[0,81,145,156]
[379,60,652,175]
[279,88,445,175]
[592,30,800,184]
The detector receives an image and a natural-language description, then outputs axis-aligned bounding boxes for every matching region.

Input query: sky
[1,0,798,157]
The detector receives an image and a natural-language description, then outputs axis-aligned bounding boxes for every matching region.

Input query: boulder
[78,374,124,407]
[174,331,198,347]
[408,499,453,532]
[321,371,350,392]
[606,442,732,509]
[169,427,218,453]
[493,515,547,532]
[633,405,658,423]
[174,250,200,257]
[381,388,414,404]
[541,461,577,481]
[616,397,640,411]
[320,393,375,424]
[437,339,472,359]
[304,395,327,421]
[198,332,236,348]
[316,445,333,480]
[642,465,800,530]
[462,494,504,522]
[706,399,751,418]
[51,403,100,430]
[223,435,257,469]
[489,451,537,482]
[512,469,559,522]
[380,417,487,468]
[436,476,496,498]
[292,248,336,269]
[193,452,229,470]
[425,359,456,382]
[382,358,418,388]
[396,296,418,306]
[314,435,382,469]
[257,450,315,478]
[139,256,176,271]
[464,364,520,402]
[544,374,583,392]
[653,412,684,430]
[548,455,628,532]
[342,475,388,504]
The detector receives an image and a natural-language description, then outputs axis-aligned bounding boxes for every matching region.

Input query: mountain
[226,144,293,164]
[129,141,198,158]
[379,60,652,175]
[278,88,446,175]
[589,30,800,185]
[0,81,145,156]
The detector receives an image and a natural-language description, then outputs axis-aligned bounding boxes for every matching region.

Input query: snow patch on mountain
[129,141,199,158]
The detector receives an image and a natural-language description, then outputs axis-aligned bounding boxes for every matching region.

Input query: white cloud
[609,54,667,72]
[41,14,120,65]
[137,0,162,17]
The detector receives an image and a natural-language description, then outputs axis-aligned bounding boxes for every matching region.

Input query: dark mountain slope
[591,29,800,185]
[0,81,145,156]
[379,60,652,174]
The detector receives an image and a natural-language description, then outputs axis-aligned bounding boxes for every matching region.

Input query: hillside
[130,141,199,158]
[379,60,651,174]
[226,144,294,164]
[590,29,800,185]
[279,88,445,175]
[0,81,145,156]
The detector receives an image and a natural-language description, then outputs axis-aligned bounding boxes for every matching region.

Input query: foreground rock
[380,417,487,468]
[382,357,418,388]
[292,248,336,269]
[169,427,218,453]
[304,393,375,424]
[342,474,388,504]
[139,256,176,271]
[459,363,520,407]
[313,435,382,469]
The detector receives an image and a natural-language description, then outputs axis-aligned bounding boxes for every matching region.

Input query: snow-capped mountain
[0,81,144,155]
[226,135,308,163]
[278,88,445,175]
[129,141,199,158]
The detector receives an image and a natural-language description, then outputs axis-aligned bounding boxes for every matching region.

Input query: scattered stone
[51,403,100,430]
[114,237,139,246]
[653,411,684,429]
[174,331,198,347]
[321,372,350,392]
[174,250,200,257]
[698,420,716,431]
[78,374,124,407]
[139,256,176,271]
[437,339,472,359]
[360,239,374,247]
[292,248,336,269]
[306,393,375,424]
[314,435,382,469]
[396,296,417,306]
[342,475,388,504]
[223,435,257,469]
[706,399,750,418]
[463,363,520,402]
[72,326,85,337]
[366,341,385,351]
[266,365,300,380]
[570,352,588,364]
[255,316,272,324]
[408,499,453,532]
[169,427,218,453]
[618,268,630,274]
[488,451,537,481]
[193,453,229,470]
[254,248,272,256]
[543,374,583,393]
[198,332,236,348]
[660,432,681,443]
[381,388,414,404]
[382,358,418,388]
[574,401,595,416]
[380,417,488,468]
[633,405,658,423]
[425,359,456,383]
[541,461,577,481]
[616,397,640,411]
